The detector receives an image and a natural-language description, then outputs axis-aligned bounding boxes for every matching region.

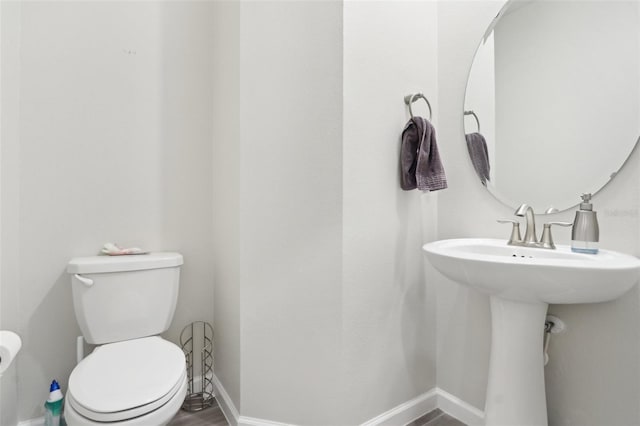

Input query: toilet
[64,252,186,426]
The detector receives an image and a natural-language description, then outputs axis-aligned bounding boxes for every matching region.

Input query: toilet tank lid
[67,252,183,274]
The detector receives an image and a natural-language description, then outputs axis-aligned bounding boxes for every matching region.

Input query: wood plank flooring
[168,401,229,426]
[408,409,467,426]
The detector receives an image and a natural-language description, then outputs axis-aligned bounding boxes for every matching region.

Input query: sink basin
[423,238,640,426]
[423,238,640,304]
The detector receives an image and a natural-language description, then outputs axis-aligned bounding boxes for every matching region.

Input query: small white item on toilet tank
[101,242,148,256]
[0,330,22,376]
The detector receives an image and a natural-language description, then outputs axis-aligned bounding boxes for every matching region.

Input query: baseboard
[361,387,484,426]
[212,374,241,426]
[212,376,484,426]
[212,373,437,426]
[361,388,438,426]
[212,374,296,426]
[19,381,483,426]
[239,416,297,426]
[17,418,43,426]
[436,387,485,426]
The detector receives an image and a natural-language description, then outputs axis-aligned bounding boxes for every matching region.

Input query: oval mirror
[464,0,640,212]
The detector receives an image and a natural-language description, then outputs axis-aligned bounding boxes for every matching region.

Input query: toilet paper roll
[0,330,22,375]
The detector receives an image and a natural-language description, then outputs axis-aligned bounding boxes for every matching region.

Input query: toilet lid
[68,371,186,422]
[68,337,186,415]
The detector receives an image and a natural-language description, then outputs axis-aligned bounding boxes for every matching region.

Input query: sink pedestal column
[485,297,548,426]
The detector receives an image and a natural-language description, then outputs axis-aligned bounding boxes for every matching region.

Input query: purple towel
[400,117,447,191]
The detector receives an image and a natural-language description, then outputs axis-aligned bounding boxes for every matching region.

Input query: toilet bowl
[64,337,187,426]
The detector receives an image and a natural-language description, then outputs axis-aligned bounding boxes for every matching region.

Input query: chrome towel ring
[404,93,432,120]
[464,110,481,133]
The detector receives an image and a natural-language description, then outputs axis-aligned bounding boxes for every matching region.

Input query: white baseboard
[436,387,485,426]
[239,416,297,426]
[17,378,484,426]
[17,418,43,426]
[361,388,438,426]
[212,375,484,426]
[212,374,241,426]
[211,374,296,426]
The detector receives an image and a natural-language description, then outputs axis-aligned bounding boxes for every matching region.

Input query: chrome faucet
[498,204,572,249]
[515,204,537,244]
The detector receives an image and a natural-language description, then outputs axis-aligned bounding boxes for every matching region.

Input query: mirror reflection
[464,0,640,212]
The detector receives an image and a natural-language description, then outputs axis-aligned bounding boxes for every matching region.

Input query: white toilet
[64,252,186,426]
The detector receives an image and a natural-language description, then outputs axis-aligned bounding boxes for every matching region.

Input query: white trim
[210,379,486,426]
[16,380,484,426]
[436,387,485,426]
[17,418,43,426]
[361,388,438,426]
[212,374,240,426]
[212,374,296,426]
[239,416,297,426]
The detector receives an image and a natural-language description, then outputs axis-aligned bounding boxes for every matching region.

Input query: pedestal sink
[423,238,640,426]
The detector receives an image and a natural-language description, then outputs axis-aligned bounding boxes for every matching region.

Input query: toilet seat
[67,336,186,423]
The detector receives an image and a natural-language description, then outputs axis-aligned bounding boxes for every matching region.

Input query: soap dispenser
[571,193,599,254]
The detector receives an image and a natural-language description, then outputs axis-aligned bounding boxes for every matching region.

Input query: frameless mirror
[464,0,640,212]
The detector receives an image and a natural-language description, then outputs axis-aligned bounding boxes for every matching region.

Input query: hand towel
[465,132,490,186]
[400,117,448,191]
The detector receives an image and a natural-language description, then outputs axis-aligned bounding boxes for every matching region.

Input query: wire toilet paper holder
[180,321,215,411]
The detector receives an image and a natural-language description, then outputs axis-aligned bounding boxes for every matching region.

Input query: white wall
[1,2,215,422]
[1,2,22,425]
[212,0,242,413]
[342,1,438,423]
[212,1,344,422]
[238,2,344,423]
[211,1,439,423]
[158,0,215,356]
[435,1,504,411]
[2,1,438,423]
[6,2,636,425]
[437,2,640,425]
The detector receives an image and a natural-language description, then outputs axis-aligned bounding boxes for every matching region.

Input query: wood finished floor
[168,404,466,426]
[408,409,467,426]
[168,401,229,426]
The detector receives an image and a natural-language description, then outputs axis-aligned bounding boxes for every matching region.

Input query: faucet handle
[497,219,522,245]
[541,222,573,249]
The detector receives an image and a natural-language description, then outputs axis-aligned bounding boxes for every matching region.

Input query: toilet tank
[67,253,183,345]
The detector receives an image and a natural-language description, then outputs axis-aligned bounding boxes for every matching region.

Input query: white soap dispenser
[571,193,599,254]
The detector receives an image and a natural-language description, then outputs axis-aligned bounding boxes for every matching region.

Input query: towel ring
[464,110,481,133]
[404,93,432,120]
